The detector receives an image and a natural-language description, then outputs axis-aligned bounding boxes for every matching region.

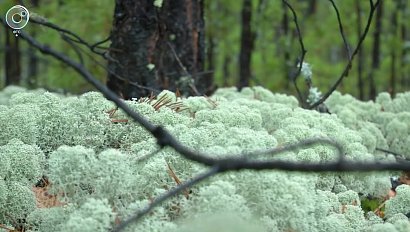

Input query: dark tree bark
[368,0,383,100]
[355,0,364,100]
[5,25,21,86]
[281,0,291,90]
[107,0,206,99]
[27,0,40,88]
[223,55,231,87]
[390,52,396,97]
[399,0,409,89]
[306,0,317,17]
[238,0,255,90]
[205,35,215,92]
[27,43,38,88]
[389,0,401,96]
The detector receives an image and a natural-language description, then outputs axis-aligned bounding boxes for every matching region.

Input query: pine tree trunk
[107,0,206,99]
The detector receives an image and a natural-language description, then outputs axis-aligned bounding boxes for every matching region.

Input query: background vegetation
[1,0,409,99]
[1,1,410,231]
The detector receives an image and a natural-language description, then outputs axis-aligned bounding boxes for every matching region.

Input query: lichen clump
[0,85,408,231]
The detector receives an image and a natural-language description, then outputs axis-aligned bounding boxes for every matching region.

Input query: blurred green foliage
[0,0,409,98]
[206,0,410,99]
[0,0,113,92]
[361,197,384,213]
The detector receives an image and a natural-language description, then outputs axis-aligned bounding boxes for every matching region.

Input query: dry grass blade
[175,88,181,98]
[167,102,189,112]
[152,94,172,111]
[373,200,387,218]
[0,224,18,232]
[130,91,189,113]
[106,107,118,117]
[111,119,129,123]
[166,161,190,199]
[204,95,218,108]
[3,213,24,232]
[106,107,128,123]
[148,92,156,104]
[399,171,410,185]
[32,178,65,208]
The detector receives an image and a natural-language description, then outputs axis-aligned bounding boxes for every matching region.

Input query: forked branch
[309,0,381,109]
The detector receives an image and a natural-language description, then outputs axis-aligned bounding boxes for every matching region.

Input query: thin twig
[166,161,190,199]
[0,224,13,231]
[31,15,160,95]
[166,41,189,76]
[30,17,108,56]
[61,33,85,65]
[309,0,381,109]
[134,148,161,163]
[166,41,201,96]
[245,137,344,162]
[329,0,351,60]
[376,147,409,161]
[111,166,220,232]
[282,0,307,107]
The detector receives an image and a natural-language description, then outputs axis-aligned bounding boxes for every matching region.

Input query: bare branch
[166,41,201,95]
[167,41,189,76]
[329,0,351,59]
[309,0,381,109]
[111,166,220,232]
[376,147,409,161]
[282,0,307,107]
[61,33,85,65]
[31,15,161,95]
[29,16,109,56]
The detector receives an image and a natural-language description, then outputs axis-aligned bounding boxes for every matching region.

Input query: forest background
[1,1,410,231]
[1,0,409,98]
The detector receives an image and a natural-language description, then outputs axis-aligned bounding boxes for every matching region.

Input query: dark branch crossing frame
[1,1,405,231]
